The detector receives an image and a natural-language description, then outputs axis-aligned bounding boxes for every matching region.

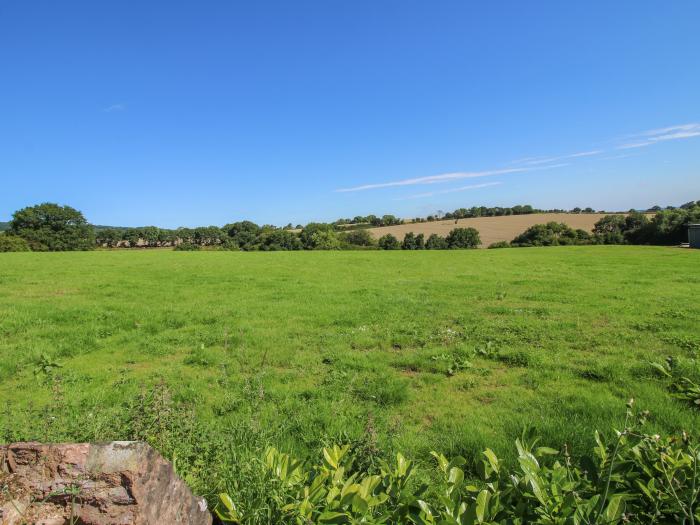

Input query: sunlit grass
[1,246,698,499]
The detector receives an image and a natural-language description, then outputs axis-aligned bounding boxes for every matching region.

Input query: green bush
[174,242,201,251]
[511,222,591,247]
[425,234,448,250]
[310,231,341,250]
[446,227,481,249]
[593,213,651,245]
[401,232,425,250]
[0,234,31,252]
[339,229,376,247]
[378,234,400,250]
[487,241,510,249]
[216,403,700,525]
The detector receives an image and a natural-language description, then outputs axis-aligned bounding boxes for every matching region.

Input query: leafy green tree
[621,212,650,243]
[258,230,303,251]
[338,229,375,247]
[300,223,336,249]
[122,228,142,247]
[194,226,224,246]
[401,232,419,250]
[646,205,700,245]
[381,214,402,226]
[414,233,425,249]
[0,234,31,252]
[9,203,95,251]
[425,233,447,249]
[593,214,626,244]
[378,234,400,250]
[223,221,261,250]
[95,228,124,248]
[446,227,481,249]
[511,222,591,247]
[141,226,162,247]
[310,231,341,250]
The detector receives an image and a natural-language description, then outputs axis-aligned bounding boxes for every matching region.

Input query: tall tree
[9,203,95,251]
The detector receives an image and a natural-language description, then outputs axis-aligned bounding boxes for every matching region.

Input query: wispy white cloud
[600,153,637,161]
[335,164,567,193]
[103,103,126,113]
[335,121,698,195]
[639,123,700,137]
[394,182,503,200]
[515,150,603,166]
[617,123,700,149]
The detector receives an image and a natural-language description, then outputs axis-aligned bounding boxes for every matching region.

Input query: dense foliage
[0,234,30,252]
[509,222,592,247]
[216,403,700,524]
[594,204,700,246]
[442,204,540,220]
[446,228,481,249]
[9,203,95,251]
[496,202,700,249]
[378,234,401,250]
[4,200,698,252]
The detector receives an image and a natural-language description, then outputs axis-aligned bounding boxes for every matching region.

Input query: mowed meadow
[1,246,699,500]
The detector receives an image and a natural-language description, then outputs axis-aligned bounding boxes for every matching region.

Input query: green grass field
[1,246,699,504]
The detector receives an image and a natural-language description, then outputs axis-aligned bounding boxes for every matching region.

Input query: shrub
[425,233,448,250]
[216,403,700,525]
[446,227,481,249]
[378,234,400,250]
[0,234,31,252]
[174,242,201,251]
[488,241,510,249]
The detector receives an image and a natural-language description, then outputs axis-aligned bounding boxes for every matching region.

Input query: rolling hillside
[368,212,621,246]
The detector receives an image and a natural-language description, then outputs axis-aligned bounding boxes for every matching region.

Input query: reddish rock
[0,441,212,525]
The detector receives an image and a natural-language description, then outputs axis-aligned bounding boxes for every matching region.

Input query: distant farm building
[690,224,700,249]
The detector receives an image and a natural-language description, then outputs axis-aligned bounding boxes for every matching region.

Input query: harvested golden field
[368,213,618,246]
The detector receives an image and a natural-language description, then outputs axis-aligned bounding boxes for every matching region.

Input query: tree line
[488,201,700,248]
[1,201,698,252]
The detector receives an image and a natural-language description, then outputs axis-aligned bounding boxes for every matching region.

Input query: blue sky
[1,1,699,227]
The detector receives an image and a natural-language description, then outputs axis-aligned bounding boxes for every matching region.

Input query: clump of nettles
[216,401,700,525]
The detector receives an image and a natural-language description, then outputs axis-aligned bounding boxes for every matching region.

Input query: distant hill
[0,222,9,232]
[366,212,650,247]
